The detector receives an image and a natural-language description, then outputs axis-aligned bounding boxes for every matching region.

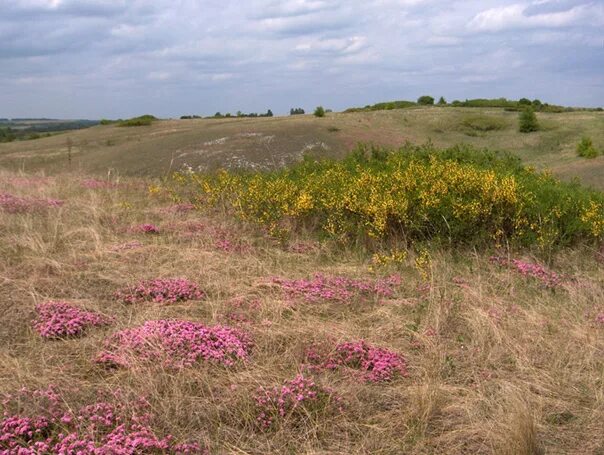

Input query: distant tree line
[210,109,273,119]
[180,115,203,119]
[345,96,603,114]
[290,108,305,115]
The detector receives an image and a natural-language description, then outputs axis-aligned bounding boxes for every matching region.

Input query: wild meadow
[1,142,603,453]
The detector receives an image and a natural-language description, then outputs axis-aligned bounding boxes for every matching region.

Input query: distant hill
[0,106,602,189]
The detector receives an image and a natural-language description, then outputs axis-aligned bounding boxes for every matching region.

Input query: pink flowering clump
[0,193,64,214]
[0,387,206,454]
[132,223,160,234]
[33,301,112,339]
[596,313,604,325]
[96,320,252,369]
[115,278,204,304]
[80,178,117,189]
[307,340,408,382]
[254,374,338,429]
[271,273,401,304]
[490,256,561,288]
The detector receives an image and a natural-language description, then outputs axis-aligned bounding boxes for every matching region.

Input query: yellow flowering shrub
[167,144,604,249]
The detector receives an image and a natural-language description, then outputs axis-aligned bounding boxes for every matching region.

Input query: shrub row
[169,144,604,250]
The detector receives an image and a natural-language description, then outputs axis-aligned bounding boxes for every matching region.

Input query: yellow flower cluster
[168,149,604,248]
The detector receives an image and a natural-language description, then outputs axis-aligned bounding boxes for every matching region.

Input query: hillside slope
[0,107,603,188]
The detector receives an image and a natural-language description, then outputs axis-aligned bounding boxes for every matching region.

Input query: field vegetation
[0,163,603,453]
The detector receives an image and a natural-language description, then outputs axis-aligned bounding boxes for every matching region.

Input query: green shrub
[417,95,434,105]
[437,96,447,105]
[519,108,539,133]
[577,137,599,158]
[170,143,604,251]
[117,115,157,127]
[314,106,325,118]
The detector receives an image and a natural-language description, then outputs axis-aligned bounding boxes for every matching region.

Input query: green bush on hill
[417,95,434,105]
[577,137,599,158]
[314,106,326,118]
[461,114,508,132]
[519,108,539,133]
[117,115,157,127]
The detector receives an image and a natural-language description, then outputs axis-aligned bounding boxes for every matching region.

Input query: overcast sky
[1,0,603,118]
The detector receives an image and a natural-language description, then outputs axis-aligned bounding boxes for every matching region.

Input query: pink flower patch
[115,278,204,304]
[307,340,408,382]
[271,274,401,303]
[596,313,604,324]
[33,301,112,339]
[96,320,251,369]
[0,387,206,454]
[254,374,338,429]
[0,193,64,214]
[132,223,160,234]
[490,256,561,288]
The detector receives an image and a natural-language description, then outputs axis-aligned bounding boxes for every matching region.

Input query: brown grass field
[1,106,603,188]
[1,169,603,454]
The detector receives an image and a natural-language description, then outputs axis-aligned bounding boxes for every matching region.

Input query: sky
[0,0,603,119]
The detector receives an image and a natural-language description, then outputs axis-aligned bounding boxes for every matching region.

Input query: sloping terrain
[0,107,603,188]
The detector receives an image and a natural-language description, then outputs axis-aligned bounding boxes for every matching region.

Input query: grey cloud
[0,0,602,118]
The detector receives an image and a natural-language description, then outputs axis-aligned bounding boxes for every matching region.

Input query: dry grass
[1,170,603,454]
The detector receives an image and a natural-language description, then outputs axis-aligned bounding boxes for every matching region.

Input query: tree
[314,106,325,117]
[417,95,434,105]
[518,98,532,106]
[266,109,273,117]
[214,112,222,117]
[532,99,542,108]
[518,107,539,133]
[290,108,305,115]
[437,96,446,105]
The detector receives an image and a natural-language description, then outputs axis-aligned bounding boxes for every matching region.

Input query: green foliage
[577,137,599,158]
[437,96,447,105]
[519,98,532,106]
[314,106,326,118]
[290,108,305,115]
[117,115,157,127]
[417,96,435,105]
[0,127,16,143]
[100,119,117,125]
[461,114,508,132]
[519,108,539,133]
[170,143,604,250]
[344,100,416,113]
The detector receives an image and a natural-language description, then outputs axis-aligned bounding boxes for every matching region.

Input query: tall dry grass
[0,170,602,453]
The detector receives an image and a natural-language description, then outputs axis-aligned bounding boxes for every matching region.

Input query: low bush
[577,137,599,158]
[314,106,326,118]
[169,143,604,250]
[117,115,157,127]
[519,108,539,132]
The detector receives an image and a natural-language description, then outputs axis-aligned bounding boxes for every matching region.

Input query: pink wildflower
[32,301,112,339]
[596,313,604,324]
[115,278,204,304]
[96,320,252,369]
[254,374,338,429]
[0,388,206,454]
[307,340,408,382]
[0,193,64,214]
[132,223,160,234]
[490,256,561,288]
[271,274,401,303]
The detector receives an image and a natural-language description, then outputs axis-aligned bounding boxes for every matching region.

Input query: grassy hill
[0,106,603,188]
